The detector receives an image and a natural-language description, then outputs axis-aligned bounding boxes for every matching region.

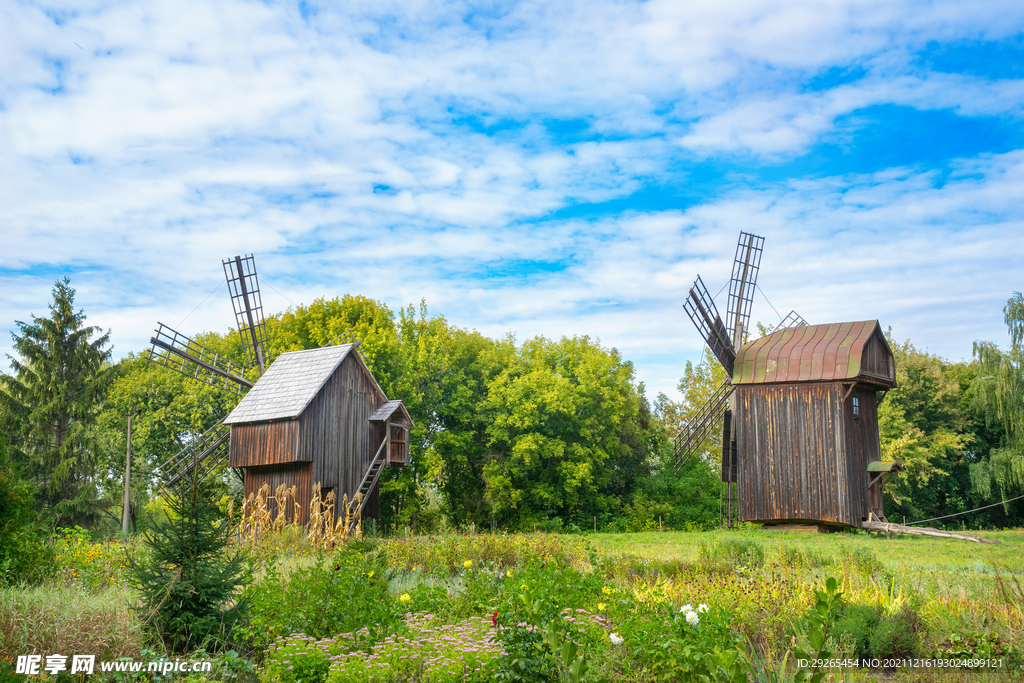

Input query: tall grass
[0,584,146,659]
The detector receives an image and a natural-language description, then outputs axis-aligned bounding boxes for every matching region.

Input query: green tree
[128,474,250,653]
[0,436,56,585]
[0,278,111,526]
[972,292,1024,501]
[482,335,650,528]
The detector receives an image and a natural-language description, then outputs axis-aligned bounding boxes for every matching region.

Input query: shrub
[52,526,129,590]
[239,547,397,651]
[0,443,55,586]
[870,606,922,659]
[832,604,879,660]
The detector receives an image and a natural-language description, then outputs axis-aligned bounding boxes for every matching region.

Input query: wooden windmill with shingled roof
[675,233,901,530]
[147,255,411,529]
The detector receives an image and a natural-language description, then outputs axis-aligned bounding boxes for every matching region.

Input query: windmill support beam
[150,336,254,389]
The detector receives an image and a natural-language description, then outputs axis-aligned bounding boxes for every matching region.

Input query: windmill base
[760,523,838,533]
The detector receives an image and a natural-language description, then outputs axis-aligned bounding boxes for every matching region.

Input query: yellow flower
[399,593,411,603]
[368,570,374,578]
[602,586,612,595]
[598,603,606,611]
[507,571,513,579]
[463,560,473,569]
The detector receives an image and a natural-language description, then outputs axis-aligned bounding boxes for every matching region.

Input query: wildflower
[685,610,700,626]
[610,632,624,645]
[602,586,612,595]
[597,603,606,611]
[368,570,375,578]
[682,603,693,613]
[463,559,473,569]
[399,593,411,603]
[507,571,513,579]
[697,603,709,613]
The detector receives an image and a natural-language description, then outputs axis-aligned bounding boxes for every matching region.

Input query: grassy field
[1,527,1022,682]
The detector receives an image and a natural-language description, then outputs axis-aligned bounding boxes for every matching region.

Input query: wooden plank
[862,521,999,544]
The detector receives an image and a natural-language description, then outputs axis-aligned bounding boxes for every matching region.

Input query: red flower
[491,611,498,626]
[334,564,341,571]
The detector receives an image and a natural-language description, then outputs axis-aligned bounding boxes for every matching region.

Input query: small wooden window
[853,397,861,418]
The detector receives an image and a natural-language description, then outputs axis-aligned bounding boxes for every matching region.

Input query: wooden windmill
[675,233,898,530]
[147,255,411,528]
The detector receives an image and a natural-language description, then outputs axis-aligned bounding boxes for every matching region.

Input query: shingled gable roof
[223,344,385,425]
[732,320,895,386]
[368,399,414,425]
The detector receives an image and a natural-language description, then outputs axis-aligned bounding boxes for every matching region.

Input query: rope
[907,493,1024,525]
[756,284,784,324]
[176,280,224,328]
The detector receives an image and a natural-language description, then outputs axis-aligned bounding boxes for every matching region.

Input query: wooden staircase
[347,440,387,534]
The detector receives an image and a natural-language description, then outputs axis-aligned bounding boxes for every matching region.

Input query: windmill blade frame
[771,310,809,333]
[149,323,253,395]
[683,276,736,375]
[157,421,231,492]
[673,379,735,474]
[725,232,764,346]
[223,254,269,376]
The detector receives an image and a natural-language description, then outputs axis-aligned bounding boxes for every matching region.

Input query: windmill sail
[771,310,809,333]
[158,421,231,491]
[149,323,253,395]
[725,232,764,345]
[673,379,735,474]
[224,254,269,376]
[684,276,736,374]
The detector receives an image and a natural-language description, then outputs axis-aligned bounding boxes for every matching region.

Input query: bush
[239,547,398,651]
[870,607,922,659]
[832,604,879,659]
[0,442,55,586]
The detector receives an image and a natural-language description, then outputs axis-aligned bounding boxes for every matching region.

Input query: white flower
[610,632,624,645]
[697,603,709,614]
[685,610,700,626]
[681,603,693,613]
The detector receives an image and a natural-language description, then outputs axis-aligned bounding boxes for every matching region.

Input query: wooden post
[594,516,597,533]
[122,412,132,536]
[659,516,662,532]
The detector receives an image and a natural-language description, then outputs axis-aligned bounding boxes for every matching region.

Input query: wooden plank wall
[737,383,861,527]
[846,386,883,521]
[229,420,303,467]
[860,330,895,384]
[244,462,313,526]
[299,354,386,522]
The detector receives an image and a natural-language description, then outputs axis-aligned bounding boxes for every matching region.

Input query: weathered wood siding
[737,383,856,527]
[299,353,386,522]
[229,420,303,467]
[846,386,883,520]
[244,462,313,526]
[860,330,895,385]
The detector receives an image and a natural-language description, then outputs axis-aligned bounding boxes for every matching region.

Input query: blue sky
[1,0,1023,399]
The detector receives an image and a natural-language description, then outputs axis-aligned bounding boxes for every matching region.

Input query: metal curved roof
[732,320,895,386]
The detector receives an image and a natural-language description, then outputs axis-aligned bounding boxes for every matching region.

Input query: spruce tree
[129,473,250,653]
[0,277,111,525]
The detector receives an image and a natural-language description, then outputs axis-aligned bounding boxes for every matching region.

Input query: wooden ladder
[348,440,387,534]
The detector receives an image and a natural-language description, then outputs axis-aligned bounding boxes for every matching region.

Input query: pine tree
[0,277,111,525]
[129,473,250,653]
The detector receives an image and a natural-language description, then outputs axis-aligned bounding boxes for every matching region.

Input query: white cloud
[2,0,1023,400]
